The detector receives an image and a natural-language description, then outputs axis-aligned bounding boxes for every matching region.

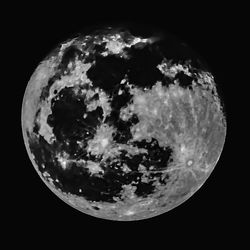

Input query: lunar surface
[21,24,226,221]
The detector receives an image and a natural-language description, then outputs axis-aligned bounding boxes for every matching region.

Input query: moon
[21,23,227,221]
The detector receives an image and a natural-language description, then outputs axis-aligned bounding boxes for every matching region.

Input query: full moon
[21,23,226,221]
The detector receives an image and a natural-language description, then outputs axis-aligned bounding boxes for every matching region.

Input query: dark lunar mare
[126,45,165,89]
[27,82,173,202]
[86,54,127,93]
[27,40,177,203]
